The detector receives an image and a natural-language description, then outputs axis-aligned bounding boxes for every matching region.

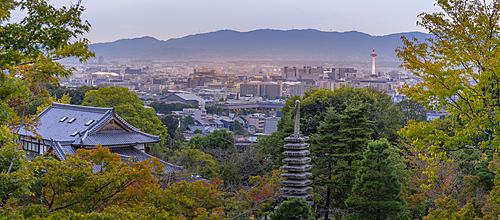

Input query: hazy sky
[15,0,441,43]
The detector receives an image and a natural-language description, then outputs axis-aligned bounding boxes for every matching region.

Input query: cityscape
[1,0,496,219]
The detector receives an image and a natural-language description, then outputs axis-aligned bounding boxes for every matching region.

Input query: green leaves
[269,197,315,220]
[345,140,407,220]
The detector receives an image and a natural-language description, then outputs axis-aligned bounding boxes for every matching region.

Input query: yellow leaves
[36,93,72,115]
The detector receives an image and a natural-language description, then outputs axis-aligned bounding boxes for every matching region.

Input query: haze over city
[11,0,440,43]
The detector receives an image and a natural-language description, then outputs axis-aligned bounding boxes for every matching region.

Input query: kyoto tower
[370,46,377,77]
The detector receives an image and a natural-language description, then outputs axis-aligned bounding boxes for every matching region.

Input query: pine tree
[310,105,372,219]
[269,198,315,220]
[345,140,407,220]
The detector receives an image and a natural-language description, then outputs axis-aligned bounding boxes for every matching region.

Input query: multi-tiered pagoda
[280,100,313,202]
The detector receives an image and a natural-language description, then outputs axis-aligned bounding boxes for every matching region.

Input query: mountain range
[88,29,432,62]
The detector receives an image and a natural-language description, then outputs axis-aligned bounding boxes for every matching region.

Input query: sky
[13,0,441,43]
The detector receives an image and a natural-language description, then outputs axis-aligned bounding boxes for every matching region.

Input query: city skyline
[10,0,441,43]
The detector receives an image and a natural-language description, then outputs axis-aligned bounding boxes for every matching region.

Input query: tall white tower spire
[371,46,377,77]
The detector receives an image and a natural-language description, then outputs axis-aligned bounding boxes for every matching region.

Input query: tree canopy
[188,129,235,151]
[269,197,315,220]
[288,87,403,143]
[345,140,407,220]
[397,0,500,154]
[0,0,93,127]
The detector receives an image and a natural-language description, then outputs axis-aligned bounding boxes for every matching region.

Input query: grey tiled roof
[18,103,159,145]
[187,125,205,132]
[73,131,160,146]
[18,103,112,141]
[51,140,77,161]
[172,93,204,102]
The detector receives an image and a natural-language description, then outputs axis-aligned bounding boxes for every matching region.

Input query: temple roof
[18,103,160,145]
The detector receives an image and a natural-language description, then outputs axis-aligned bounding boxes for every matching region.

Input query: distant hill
[88,29,432,62]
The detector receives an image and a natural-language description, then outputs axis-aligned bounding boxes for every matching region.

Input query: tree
[396,99,427,124]
[188,129,235,151]
[310,105,373,218]
[0,127,34,206]
[0,0,93,128]
[149,101,195,115]
[184,115,195,126]
[269,198,315,220]
[231,120,245,135]
[168,147,218,179]
[32,146,162,213]
[161,114,180,140]
[344,140,407,220]
[293,87,403,143]
[206,105,225,115]
[396,0,500,160]
[423,196,476,220]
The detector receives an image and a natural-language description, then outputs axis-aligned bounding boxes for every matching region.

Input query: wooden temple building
[16,103,182,173]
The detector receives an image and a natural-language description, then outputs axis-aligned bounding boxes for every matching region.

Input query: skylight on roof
[70,131,79,136]
[68,118,76,123]
[85,120,95,126]
[59,117,68,122]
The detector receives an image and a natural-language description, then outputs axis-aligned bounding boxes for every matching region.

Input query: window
[59,117,68,122]
[68,118,76,123]
[85,120,95,126]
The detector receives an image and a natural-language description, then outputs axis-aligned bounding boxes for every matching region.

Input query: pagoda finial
[294,100,300,135]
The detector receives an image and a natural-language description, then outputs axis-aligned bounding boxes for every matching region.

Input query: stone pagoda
[280,100,313,202]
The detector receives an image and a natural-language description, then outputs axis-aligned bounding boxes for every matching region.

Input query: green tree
[188,129,235,151]
[289,88,402,143]
[184,115,195,126]
[0,127,34,206]
[206,105,225,115]
[231,120,245,135]
[423,197,476,220]
[310,105,373,217]
[149,101,195,115]
[0,0,93,126]
[269,198,315,220]
[396,0,500,163]
[345,140,407,220]
[396,99,427,124]
[168,147,217,179]
[161,114,180,140]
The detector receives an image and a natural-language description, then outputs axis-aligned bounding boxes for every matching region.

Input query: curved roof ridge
[52,103,112,114]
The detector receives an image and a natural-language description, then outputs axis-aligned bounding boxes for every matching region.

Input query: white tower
[371,46,377,77]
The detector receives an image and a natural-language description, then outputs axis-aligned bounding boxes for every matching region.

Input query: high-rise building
[259,82,282,98]
[98,55,105,65]
[328,67,357,80]
[240,83,260,97]
[282,66,323,80]
[240,82,282,98]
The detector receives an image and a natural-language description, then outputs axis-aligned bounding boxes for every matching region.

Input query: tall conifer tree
[345,140,407,220]
[311,104,372,218]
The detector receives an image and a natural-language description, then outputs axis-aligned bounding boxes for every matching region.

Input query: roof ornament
[294,100,300,136]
